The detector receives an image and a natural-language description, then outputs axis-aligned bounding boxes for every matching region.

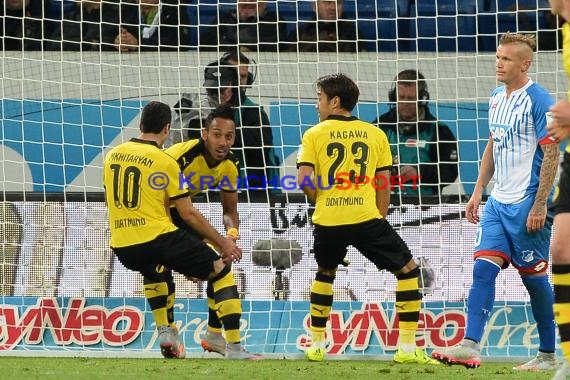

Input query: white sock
[313,341,326,349]
[400,343,416,353]
[226,342,242,351]
[461,339,480,351]
[206,330,223,338]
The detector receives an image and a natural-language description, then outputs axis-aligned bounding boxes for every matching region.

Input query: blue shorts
[474,196,552,273]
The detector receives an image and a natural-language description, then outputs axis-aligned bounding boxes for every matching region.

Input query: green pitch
[0,357,557,380]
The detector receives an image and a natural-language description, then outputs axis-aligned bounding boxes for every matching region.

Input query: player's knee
[520,268,549,277]
[209,259,231,281]
[316,267,336,278]
[472,258,501,283]
[392,258,417,276]
[395,266,419,280]
[475,254,505,268]
[143,273,167,284]
[550,238,566,260]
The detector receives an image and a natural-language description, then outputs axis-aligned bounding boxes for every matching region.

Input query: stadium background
[0,0,566,358]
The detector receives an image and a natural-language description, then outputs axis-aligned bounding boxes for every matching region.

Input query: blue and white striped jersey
[487,79,556,204]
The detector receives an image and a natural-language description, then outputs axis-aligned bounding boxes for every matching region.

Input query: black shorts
[313,218,412,273]
[113,229,219,281]
[552,152,570,215]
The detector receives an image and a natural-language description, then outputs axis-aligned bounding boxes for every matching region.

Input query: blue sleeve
[529,84,555,140]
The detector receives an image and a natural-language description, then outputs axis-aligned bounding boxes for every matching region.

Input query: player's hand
[547,118,570,141]
[550,99,570,126]
[465,195,481,224]
[527,204,547,233]
[399,165,418,179]
[548,99,570,141]
[114,27,138,52]
[219,236,242,264]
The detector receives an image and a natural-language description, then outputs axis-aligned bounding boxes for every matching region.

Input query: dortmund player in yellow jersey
[103,101,256,360]
[297,73,439,364]
[165,104,242,357]
[546,2,570,378]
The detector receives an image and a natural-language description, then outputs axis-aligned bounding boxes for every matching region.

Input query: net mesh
[0,0,564,357]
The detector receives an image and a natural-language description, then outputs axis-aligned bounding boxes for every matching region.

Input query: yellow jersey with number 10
[103,138,189,248]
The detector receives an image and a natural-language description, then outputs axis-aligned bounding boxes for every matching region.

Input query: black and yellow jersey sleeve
[166,139,240,195]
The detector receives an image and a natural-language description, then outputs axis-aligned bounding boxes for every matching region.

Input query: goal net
[0,0,565,358]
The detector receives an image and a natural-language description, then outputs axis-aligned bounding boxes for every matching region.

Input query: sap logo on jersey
[490,125,507,142]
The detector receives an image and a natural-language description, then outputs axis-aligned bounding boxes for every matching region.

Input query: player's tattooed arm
[528,142,559,232]
[535,142,560,207]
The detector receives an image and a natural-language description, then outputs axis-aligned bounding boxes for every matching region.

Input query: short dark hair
[396,70,427,92]
[140,101,171,134]
[204,103,236,130]
[203,63,239,88]
[315,73,360,112]
[221,50,251,65]
[388,69,430,106]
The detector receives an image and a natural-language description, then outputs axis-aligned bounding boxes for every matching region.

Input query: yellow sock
[553,266,570,363]
[143,281,169,327]
[398,324,417,346]
[166,291,175,328]
[309,272,334,344]
[311,329,325,344]
[212,268,242,344]
[395,269,422,348]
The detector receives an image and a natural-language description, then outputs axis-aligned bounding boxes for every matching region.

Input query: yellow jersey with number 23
[297,115,392,226]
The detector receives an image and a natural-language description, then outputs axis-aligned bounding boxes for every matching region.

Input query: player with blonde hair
[432,33,559,371]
